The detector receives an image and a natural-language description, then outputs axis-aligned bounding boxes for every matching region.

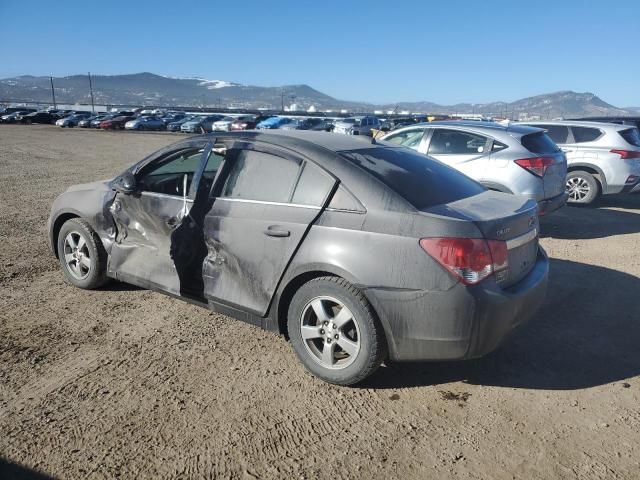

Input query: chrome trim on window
[140,191,194,203]
[506,228,538,250]
[215,197,321,210]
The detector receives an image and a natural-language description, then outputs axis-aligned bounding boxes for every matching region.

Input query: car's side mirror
[114,172,137,194]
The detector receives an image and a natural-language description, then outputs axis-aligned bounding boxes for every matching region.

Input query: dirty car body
[48,131,548,384]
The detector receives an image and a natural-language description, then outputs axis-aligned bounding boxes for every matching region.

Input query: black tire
[288,276,387,385]
[566,170,600,205]
[57,218,109,289]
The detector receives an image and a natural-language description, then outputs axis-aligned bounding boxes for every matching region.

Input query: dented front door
[107,143,212,295]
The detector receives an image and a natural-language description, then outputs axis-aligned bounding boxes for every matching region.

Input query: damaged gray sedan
[48,131,548,385]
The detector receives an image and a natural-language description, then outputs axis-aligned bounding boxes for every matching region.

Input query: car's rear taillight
[611,149,640,159]
[514,157,556,177]
[419,238,508,285]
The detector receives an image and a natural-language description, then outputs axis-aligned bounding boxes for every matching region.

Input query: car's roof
[199,129,379,153]
[522,120,633,130]
[393,120,543,135]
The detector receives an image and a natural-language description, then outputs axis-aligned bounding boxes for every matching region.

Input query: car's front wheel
[57,218,108,289]
[288,277,387,385]
[566,170,600,204]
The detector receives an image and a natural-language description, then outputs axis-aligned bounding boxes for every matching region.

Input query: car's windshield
[340,118,357,124]
[340,146,485,210]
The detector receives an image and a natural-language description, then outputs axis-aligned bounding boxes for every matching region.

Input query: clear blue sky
[1,0,638,106]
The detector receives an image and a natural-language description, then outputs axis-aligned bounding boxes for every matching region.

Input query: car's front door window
[137,148,204,196]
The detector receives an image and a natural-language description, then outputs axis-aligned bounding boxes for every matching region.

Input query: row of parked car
[0,107,338,133]
[3,105,639,207]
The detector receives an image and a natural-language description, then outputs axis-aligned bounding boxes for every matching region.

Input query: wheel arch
[272,265,396,358]
[51,211,82,258]
[567,163,607,191]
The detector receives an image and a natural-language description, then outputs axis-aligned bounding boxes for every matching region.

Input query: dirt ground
[1,125,639,480]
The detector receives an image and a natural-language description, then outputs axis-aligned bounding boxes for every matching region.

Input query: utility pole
[49,76,57,109]
[88,72,95,113]
[281,89,285,113]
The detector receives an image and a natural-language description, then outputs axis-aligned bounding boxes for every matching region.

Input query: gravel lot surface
[1,125,639,479]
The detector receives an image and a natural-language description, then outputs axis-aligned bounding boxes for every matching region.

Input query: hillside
[0,72,629,118]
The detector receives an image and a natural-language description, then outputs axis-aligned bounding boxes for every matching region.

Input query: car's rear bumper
[365,248,549,362]
[537,192,568,215]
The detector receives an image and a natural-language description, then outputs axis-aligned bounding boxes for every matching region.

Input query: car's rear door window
[340,147,485,210]
[619,128,640,147]
[291,162,335,206]
[428,129,489,154]
[221,150,300,203]
[571,126,602,143]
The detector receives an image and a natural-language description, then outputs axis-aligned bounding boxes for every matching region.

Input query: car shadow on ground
[361,258,640,390]
[101,281,143,292]
[0,458,56,480]
[540,194,640,240]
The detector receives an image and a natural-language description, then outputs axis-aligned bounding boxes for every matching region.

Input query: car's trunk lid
[423,191,540,287]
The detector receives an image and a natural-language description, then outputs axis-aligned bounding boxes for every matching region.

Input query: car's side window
[221,150,300,203]
[428,129,489,155]
[384,129,425,149]
[571,126,602,143]
[137,148,203,196]
[539,125,570,144]
[291,162,335,206]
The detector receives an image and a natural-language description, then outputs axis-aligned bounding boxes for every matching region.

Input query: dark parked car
[99,115,135,130]
[18,111,59,124]
[279,118,334,131]
[379,116,430,132]
[1,107,36,117]
[167,116,197,132]
[161,113,186,125]
[47,131,548,385]
[1,110,33,123]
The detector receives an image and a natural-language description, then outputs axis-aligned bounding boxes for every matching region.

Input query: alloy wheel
[300,296,361,370]
[566,176,591,201]
[63,231,91,280]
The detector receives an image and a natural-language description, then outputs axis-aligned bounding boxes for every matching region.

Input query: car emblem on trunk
[528,216,536,228]
[496,227,511,237]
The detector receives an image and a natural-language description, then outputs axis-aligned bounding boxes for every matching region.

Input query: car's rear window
[339,146,485,210]
[619,128,640,147]
[521,132,560,155]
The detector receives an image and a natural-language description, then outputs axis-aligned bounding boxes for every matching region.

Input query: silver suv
[381,121,568,215]
[333,116,381,136]
[521,121,640,204]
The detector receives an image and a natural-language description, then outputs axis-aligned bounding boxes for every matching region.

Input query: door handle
[264,226,290,238]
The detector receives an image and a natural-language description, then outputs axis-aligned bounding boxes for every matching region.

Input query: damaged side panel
[107,192,190,296]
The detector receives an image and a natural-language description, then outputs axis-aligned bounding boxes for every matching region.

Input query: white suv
[521,121,640,204]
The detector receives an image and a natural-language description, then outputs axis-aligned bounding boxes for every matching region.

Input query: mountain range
[0,72,632,118]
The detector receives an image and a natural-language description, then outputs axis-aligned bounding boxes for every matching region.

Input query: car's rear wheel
[57,218,108,289]
[288,277,386,385]
[566,170,600,204]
